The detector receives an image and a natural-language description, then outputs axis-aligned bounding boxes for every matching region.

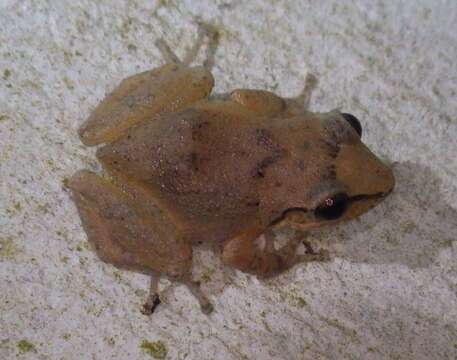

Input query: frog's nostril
[341,113,362,137]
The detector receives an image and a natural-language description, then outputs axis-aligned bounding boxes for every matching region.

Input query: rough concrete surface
[1,1,457,359]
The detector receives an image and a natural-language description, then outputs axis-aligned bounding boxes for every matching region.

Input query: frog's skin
[67,33,394,315]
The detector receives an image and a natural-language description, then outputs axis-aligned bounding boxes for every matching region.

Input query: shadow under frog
[65,23,397,315]
[307,161,457,269]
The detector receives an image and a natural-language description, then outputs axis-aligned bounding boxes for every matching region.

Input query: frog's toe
[317,249,331,262]
[141,294,161,316]
[297,249,331,263]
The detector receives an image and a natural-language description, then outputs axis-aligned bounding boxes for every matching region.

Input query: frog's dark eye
[314,193,349,220]
[341,113,362,137]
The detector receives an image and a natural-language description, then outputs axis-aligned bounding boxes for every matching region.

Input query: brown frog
[67,30,394,315]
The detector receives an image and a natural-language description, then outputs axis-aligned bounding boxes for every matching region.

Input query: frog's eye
[314,192,349,220]
[341,113,362,137]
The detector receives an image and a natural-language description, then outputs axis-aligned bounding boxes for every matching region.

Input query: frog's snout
[333,140,395,222]
[370,155,395,197]
[337,141,395,196]
[381,165,395,196]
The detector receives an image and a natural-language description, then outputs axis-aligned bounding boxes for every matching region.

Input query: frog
[66,27,394,315]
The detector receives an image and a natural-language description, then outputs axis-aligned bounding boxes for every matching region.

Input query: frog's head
[277,111,395,230]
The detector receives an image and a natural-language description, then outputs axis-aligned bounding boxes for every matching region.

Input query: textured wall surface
[1,1,456,359]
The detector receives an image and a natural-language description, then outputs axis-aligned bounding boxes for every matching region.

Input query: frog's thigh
[230,89,285,117]
[67,170,192,279]
[79,64,214,146]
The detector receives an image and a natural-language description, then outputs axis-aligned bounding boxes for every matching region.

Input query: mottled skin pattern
[67,39,394,314]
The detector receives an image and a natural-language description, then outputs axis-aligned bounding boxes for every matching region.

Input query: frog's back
[97,100,288,242]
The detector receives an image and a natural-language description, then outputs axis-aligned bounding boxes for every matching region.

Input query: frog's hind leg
[66,170,197,314]
[156,20,220,70]
[67,170,215,315]
[155,39,182,65]
[79,27,216,147]
[197,21,220,71]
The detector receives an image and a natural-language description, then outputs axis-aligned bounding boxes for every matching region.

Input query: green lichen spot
[63,76,75,90]
[0,238,20,260]
[36,203,50,215]
[158,0,173,7]
[0,114,8,121]
[140,340,167,359]
[113,271,123,282]
[62,178,70,188]
[63,49,73,64]
[200,271,212,283]
[296,297,306,308]
[3,69,11,80]
[13,201,22,212]
[400,221,416,234]
[442,238,454,248]
[17,340,36,353]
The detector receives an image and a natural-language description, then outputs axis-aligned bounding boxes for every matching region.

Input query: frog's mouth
[343,190,392,221]
[348,191,390,207]
[271,189,391,228]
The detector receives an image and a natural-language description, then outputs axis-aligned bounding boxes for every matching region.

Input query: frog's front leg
[141,274,161,315]
[229,70,318,117]
[222,228,329,278]
[286,70,318,111]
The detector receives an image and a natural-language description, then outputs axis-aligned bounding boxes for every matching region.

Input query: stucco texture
[1,1,456,359]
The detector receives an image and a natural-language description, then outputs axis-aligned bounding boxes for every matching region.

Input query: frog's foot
[296,237,331,263]
[141,275,162,316]
[184,280,214,314]
[156,20,220,69]
[141,276,213,315]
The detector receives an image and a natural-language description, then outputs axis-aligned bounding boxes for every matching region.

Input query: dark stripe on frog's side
[253,128,286,178]
[319,138,340,159]
[321,164,337,181]
[256,128,276,149]
[188,152,200,171]
[269,207,309,226]
[253,155,281,178]
[191,120,210,142]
